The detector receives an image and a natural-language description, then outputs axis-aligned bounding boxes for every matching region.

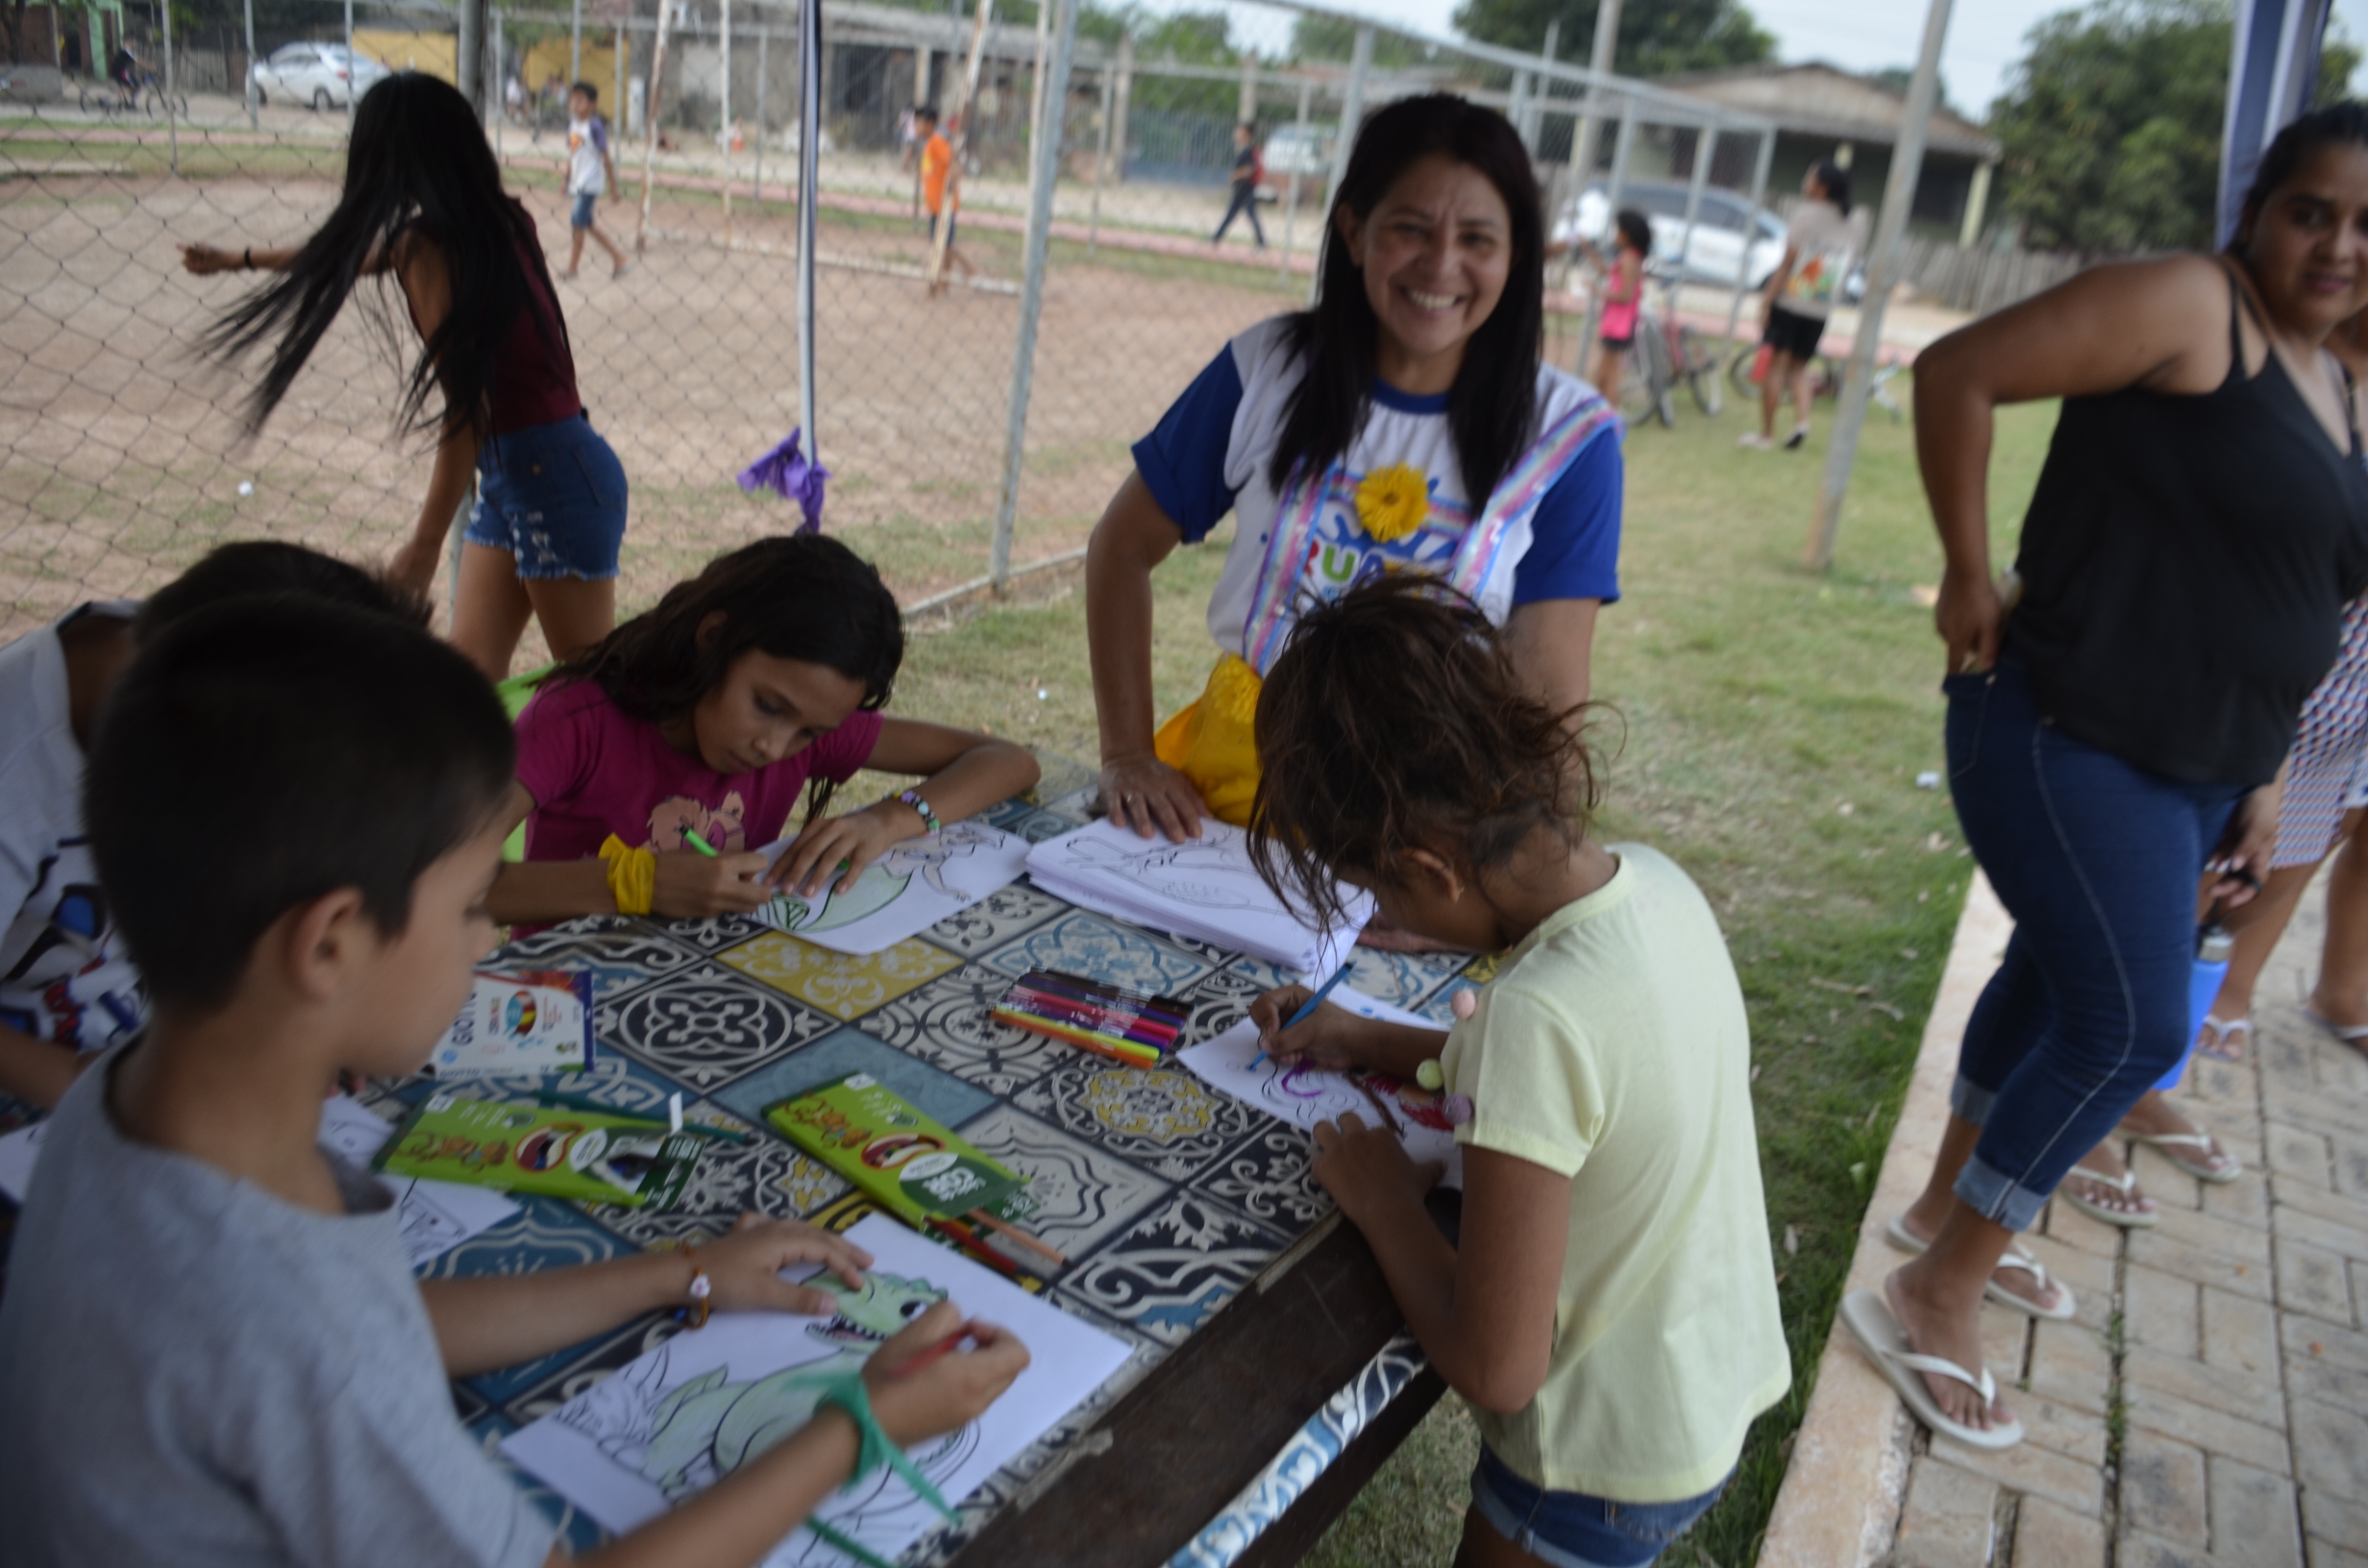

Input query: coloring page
[1178,1014,1464,1189]
[316,1095,522,1268]
[752,823,1030,956]
[1024,819,1373,974]
[504,1214,1132,1567]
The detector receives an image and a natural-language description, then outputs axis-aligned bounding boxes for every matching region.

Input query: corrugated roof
[1663,62,1999,160]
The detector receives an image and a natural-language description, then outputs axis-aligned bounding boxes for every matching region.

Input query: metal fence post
[989,0,1077,591]
[492,11,505,158]
[1311,23,1369,308]
[1567,0,1619,199]
[160,0,177,174]
[752,23,768,202]
[1722,127,1774,351]
[796,0,820,470]
[721,0,733,240]
[242,0,256,129]
[458,0,486,114]
[1279,73,1309,280]
[1676,120,1714,296]
[570,0,581,85]
[1087,57,1113,255]
[1808,0,1954,571]
[1576,97,1633,353]
[634,0,674,255]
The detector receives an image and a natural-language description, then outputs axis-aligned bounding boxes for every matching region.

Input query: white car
[1554,179,1791,292]
[251,42,391,111]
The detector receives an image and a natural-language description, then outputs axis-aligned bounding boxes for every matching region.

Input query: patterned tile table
[382,770,1478,1567]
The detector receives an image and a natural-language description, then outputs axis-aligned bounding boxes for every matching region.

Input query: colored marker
[894,1326,979,1378]
[682,829,719,857]
[1254,963,1351,1069]
[926,1215,1023,1280]
[968,1208,1069,1266]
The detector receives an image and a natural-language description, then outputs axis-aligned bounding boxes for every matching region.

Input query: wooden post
[1806,0,1954,572]
[635,0,675,255]
[1960,158,1993,247]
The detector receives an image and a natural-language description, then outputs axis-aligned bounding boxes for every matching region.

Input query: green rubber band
[803,1517,900,1568]
[788,1368,959,1565]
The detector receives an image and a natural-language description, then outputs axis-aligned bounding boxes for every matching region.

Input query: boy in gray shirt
[0,598,1024,1568]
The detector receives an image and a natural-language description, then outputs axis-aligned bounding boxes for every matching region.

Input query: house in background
[1663,62,2002,245]
[3,0,124,75]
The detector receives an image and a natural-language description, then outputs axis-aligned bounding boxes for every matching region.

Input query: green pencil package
[766,1073,1031,1227]
[375,1092,703,1209]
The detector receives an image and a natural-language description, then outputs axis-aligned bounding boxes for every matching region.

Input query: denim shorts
[1469,1447,1730,1568]
[570,189,599,229]
[465,413,628,580]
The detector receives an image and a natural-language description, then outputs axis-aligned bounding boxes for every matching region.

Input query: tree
[1990,0,2359,254]
[1866,64,1957,119]
[1289,15,1439,69]
[1447,0,1772,79]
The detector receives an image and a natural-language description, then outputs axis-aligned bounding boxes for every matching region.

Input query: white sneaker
[1738,432,1774,451]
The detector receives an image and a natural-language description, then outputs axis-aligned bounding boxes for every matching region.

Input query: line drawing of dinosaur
[553,1270,981,1561]
[758,822,1003,937]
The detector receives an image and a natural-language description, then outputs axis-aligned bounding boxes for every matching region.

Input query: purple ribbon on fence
[737,429,828,533]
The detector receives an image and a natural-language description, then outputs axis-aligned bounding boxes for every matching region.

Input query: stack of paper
[1024,818,1373,975]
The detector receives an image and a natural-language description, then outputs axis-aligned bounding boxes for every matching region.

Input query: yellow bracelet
[598,834,655,916]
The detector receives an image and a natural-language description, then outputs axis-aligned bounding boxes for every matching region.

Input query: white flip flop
[2194,1015,2251,1062]
[2123,1129,2243,1185]
[1884,1214,2077,1321]
[2059,1164,2160,1228]
[1840,1289,2024,1451]
[2306,1007,2368,1055]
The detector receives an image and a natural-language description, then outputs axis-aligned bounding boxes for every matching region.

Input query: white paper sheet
[503,1214,1133,1566]
[0,1096,516,1268]
[1023,818,1373,974]
[752,822,1031,955]
[1178,1013,1463,1188]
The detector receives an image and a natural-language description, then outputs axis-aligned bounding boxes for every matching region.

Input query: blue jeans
[570,189,599,229]
[1468,1448,1729,1568]
[1944,659,2244,1231]
[465,413,629,580]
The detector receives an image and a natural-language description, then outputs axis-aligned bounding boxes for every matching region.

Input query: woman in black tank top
[1846,105,2368,1451]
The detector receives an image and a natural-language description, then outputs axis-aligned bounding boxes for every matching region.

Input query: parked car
[1554,178,1804,294]
[250,42,390,111]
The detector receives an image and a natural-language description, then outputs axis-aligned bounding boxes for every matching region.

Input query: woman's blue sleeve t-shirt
[1129,344,1622,606]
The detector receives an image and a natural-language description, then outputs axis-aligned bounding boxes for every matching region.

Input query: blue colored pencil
[1253,963,1351,1069]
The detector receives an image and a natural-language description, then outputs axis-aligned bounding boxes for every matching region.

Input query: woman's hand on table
[2209,782,2282,908]
[651,847,774,918]
[701,1213,874,1315]
[773,800,917,898]
[1310,1111,1443,1224]
[1099,751,1205,842]
[864,1300,1031,1446]
[1935,567,2003,675]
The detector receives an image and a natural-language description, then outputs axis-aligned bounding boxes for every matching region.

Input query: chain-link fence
[0,0,1773,655]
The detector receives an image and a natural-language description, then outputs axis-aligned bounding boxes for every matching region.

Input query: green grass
[877,378,2058,1567]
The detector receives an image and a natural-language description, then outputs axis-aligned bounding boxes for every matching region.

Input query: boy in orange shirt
[914,106,976,297]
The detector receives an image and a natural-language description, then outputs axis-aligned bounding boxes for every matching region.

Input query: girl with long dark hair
[180,72,625,681]
[1850,104,2368,1451]
[1085,94,1624,847]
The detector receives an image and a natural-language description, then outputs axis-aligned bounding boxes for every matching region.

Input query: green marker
[682,829,718,857]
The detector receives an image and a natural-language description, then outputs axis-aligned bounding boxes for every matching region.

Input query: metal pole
[1577,96,1633,354]
[1109,31,1130,187]
[1807,0,1954,572]
[1087,58,1113,255]
[1310,24,1370,308]
[492,11,505,158]
[160,0,177,171]
[1723,127,1774,351]
[1566,0,1619,201]
[1279,73,1309,280]
[990,0,1077,589]
[1674,122,1715,309]
[753,24,767,202]
[1025,0,1051,219]
[635,0,675,254]
[796,0,820,473]
[457,0,486,114]
[614,21,625,137]
[571,0,582,83]
[721,0,732,240]
[242,0,257,128]
[342,0,354,129]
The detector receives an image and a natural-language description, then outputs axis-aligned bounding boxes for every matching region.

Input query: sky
[1214,0,2368,121]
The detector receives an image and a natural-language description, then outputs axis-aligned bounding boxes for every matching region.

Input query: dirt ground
[0,147,1298,649]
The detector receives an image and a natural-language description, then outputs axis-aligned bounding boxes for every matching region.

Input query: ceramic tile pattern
[0,786,1484,1566]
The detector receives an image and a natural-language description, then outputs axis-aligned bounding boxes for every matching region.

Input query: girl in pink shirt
[488,534,1039,924]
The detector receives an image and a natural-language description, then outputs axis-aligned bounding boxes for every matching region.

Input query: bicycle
[1728,339,1904,423]
[78,71,185,119]
[1615,265,1725,429]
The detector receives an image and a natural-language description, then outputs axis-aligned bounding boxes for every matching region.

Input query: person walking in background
[1854,104,2368,1451]
[561,82,629,282]
[1212,122,1268,249]
[1587,208,1650,408]
[180,73,629,682]
[1740,159,1865,451]
[916,106,976,297]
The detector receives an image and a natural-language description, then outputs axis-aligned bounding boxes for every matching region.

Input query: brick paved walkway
[1760,871,2368,1568]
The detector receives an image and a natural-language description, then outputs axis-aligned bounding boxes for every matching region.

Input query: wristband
[896,789,941,835]
[598,834,655,916]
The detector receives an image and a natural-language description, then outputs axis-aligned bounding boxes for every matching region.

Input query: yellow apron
[1150,651,1264,827]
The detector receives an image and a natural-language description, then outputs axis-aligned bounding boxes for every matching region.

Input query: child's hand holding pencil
[864,1299,1032,1445]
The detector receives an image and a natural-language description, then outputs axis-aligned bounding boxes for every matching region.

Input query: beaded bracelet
[678,1242,712,1330]
[896,789,941,835]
